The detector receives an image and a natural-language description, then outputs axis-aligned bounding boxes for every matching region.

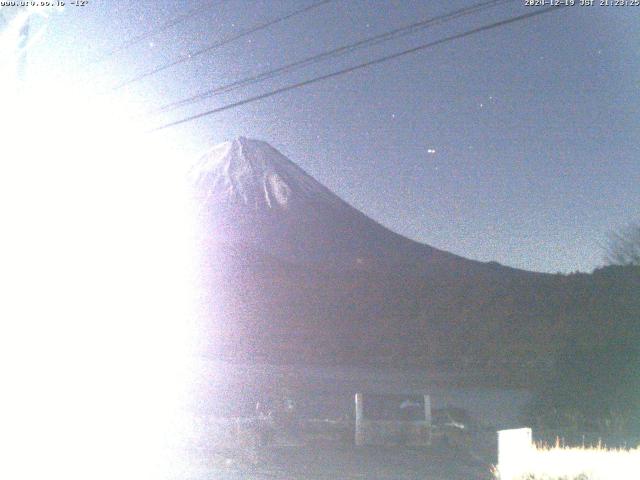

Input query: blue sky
[24,0,640,273]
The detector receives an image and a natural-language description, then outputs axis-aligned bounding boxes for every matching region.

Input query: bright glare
[1,20,200,480]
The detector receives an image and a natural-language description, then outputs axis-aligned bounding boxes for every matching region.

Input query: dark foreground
[183,443,492,480]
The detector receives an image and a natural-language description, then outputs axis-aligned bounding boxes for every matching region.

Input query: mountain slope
[190,137,484,271]
[189,138,639,381]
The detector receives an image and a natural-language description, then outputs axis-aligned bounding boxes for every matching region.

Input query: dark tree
[530,341,640,435]
[605,222,640,266]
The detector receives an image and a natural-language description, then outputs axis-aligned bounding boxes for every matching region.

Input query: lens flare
[1,54,201,479]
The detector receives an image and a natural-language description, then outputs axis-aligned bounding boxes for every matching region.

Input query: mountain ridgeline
[190,138,640,383]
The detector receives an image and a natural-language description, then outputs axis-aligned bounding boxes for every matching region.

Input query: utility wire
[151,0,513,115]
[151,6,563,132]
[112,0,334,91]
[92,1,222,64]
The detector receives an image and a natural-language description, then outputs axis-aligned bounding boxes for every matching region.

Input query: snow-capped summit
[190,137,338,211]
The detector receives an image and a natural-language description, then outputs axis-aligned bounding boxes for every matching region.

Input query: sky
[12,0,640,273]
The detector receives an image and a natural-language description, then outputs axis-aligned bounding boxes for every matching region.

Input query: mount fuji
[190,136,486,272]
[188,137,638,374]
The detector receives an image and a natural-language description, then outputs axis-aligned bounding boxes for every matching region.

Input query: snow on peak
[190,137,338,210]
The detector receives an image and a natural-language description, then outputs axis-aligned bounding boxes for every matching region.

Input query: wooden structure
[355,392,431,446]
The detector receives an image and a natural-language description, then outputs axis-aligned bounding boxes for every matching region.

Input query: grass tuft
[495,441,640,480]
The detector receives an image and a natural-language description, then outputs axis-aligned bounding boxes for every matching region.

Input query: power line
[151,0,514,115]
[112,0,334,91]
[92,0,222,64]
[151,6,563,132]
